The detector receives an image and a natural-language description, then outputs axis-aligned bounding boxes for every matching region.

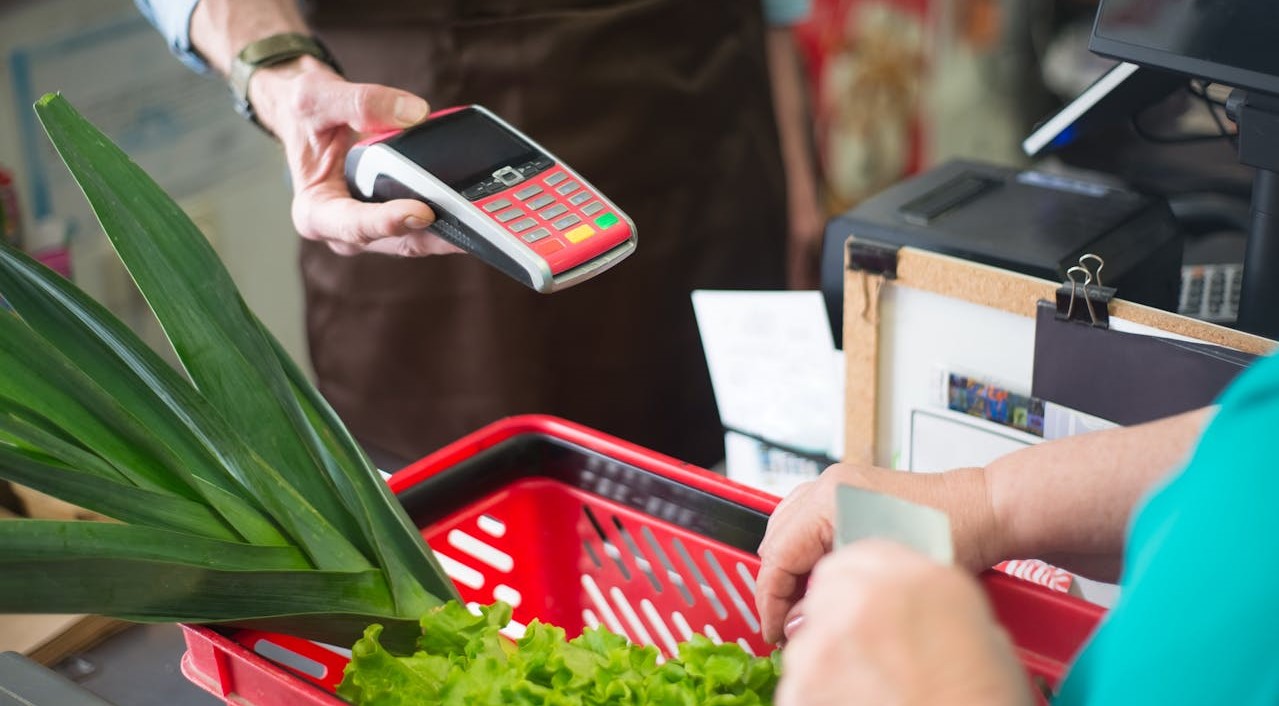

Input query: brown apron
[303,0,787,468]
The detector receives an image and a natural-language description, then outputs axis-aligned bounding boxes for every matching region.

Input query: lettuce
[338,602,780,705]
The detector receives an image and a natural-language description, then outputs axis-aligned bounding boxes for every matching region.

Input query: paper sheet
[692,290,843,492]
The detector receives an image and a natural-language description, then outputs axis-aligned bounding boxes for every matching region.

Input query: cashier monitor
[1087,0,1279,338]
[1089,0,1279,98]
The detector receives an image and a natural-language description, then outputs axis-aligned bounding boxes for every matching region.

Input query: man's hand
[755,463,998,645]
[251,57,462,257]
[186,0,457,255]
[775,540,1033,706]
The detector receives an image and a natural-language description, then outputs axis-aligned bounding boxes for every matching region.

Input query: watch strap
[229,32,341,132]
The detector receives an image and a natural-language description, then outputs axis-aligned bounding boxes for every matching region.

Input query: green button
[593,212,619,229]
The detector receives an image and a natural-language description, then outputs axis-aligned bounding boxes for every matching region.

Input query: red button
[534,239,565,256]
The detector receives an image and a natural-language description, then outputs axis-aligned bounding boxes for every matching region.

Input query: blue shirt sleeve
[133,0,210,74]
[1054,352,1279,705]
[762,0,812,26]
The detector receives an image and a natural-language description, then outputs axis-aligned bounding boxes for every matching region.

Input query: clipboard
[841,236,1276,466]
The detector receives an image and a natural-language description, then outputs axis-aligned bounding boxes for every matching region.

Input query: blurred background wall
[0,0,307,371]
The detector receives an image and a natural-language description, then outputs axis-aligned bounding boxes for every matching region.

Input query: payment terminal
[346,105,637,293]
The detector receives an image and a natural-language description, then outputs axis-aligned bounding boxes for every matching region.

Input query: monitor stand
[1229,90,1279,338]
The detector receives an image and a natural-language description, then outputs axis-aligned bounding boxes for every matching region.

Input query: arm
[186,0,307,75]
[755,407,1211,643]
[146,0,458,257]
[988,407,1210,580]
[764,25,825,289]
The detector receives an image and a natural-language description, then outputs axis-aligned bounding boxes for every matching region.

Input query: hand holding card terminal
[345,105,637,293]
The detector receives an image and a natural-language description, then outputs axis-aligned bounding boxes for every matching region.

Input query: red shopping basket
[179,415,1104,705]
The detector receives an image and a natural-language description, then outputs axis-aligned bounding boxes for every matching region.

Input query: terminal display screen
[1092,0,1279,95]
[386,108,538,189]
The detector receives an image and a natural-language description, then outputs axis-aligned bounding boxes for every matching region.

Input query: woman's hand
[775,540,1032,706]
[755,463,998,644]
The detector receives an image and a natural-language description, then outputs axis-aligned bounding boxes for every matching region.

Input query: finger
[760,479,819,554]
[765,480,814,533]
[807,539,939,597]
[781,600,807,643]
[775,636,823,706]
[756,487,834,643]
[362,232,464,257]
[756,483,810,643]
[812,539,921,577]
[837,538,937,573]
[755,565,804,645]
[294,191,435,247]
[299,79,430,133]
[778,543,914,633]
[327,241,363,256]
[756,521,828,642]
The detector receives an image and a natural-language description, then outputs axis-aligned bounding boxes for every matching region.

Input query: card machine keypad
[469,163,629,275]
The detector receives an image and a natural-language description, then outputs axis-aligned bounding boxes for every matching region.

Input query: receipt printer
[820,160,1183,346]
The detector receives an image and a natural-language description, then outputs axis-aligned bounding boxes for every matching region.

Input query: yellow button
[564,224,596,243]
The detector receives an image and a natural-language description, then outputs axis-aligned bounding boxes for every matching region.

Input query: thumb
[322,81,430,133]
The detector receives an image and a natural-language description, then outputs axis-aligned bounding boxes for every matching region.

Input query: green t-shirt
[1055,352,1279,704]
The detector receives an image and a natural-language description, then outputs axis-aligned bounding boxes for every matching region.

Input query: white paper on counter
[723,430,825,498]
[692,290,844,471]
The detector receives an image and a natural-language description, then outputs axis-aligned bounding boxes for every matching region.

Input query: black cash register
[819,160,1183,347]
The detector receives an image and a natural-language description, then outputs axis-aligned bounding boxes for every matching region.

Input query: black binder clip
[1055,253,1116,328]
[846,239,900,279]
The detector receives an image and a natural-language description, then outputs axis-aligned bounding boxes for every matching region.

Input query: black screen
[1092,0,1279,95]
[387,108,537,188]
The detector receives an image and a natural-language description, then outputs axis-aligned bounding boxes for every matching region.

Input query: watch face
[384,107,540,190]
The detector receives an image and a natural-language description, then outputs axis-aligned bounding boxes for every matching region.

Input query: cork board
[842,240,1277,466]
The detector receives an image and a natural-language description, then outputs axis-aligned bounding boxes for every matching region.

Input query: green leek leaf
[0,246,378,567]
[0,310,199,499]
[0,518,427,648]
[0,520,308,570]
[270,327,460,610]
[0,93,456,650]
[0,298,336,555]
[0,243,378,562]
[32,93,368,551]
[0,244,287,545]
[0,560,393,621]
[0,398,130,483]
[0,438,237,540]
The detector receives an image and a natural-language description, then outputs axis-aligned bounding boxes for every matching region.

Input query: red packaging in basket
[0,166,22,248]
[997,558,1077,594]
[180,415,1103,706]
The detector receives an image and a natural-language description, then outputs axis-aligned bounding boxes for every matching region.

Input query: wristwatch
[229,32,342,132]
